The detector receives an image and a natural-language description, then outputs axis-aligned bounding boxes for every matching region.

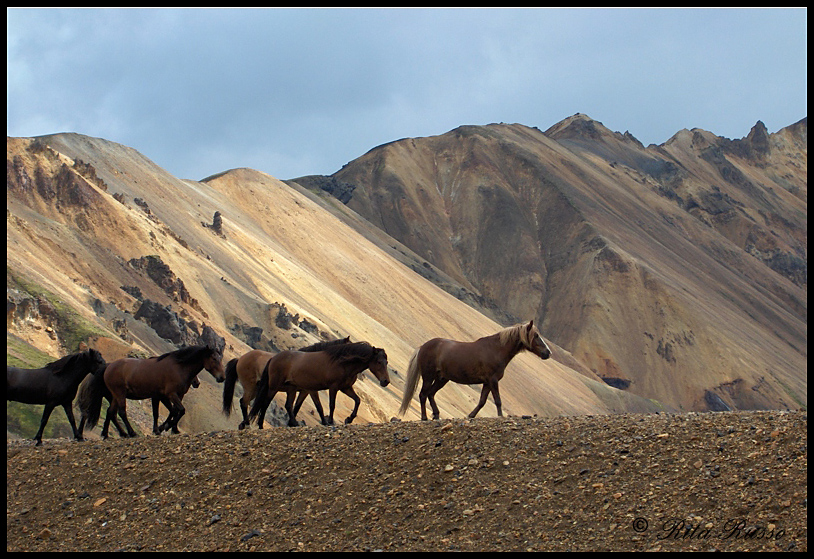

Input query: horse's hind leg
[284,390,300,427]
[33,404,56,445]
[424,378,448,421]
[238,395,250,430]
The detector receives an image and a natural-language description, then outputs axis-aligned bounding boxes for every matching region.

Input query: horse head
[368,347,390,387]
[524,321,551,360]
[203,347,226,383]
[88,349,108,375]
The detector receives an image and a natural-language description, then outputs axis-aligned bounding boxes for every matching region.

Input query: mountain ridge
[290,114,806,413]
[8,124,673,441]
[6,113,806,442]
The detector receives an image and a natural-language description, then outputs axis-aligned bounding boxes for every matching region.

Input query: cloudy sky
[7,8,808,181]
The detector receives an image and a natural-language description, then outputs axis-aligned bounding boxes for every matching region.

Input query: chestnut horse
[399,321,551,420]
[79,345,224,439]
[221,337,350,429]
[249,341,389,427]
[7,348,106,445]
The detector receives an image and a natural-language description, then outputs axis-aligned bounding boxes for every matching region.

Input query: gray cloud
[7,8,807,181]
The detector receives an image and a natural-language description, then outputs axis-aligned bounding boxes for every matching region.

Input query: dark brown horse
[221,337,350,429]
[249,341,389,427]
[7,348,106,445]
[76,374,201,437]
[399,321,551,420]
[78,345,224,439]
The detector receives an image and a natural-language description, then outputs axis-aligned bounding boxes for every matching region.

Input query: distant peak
[746,120,770,149]
[544,113,611,141]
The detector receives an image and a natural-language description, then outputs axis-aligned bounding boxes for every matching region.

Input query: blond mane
[497,322,536,350]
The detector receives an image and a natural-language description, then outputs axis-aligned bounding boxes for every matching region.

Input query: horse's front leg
[327,388,340,425]
[490,379,503,417]
[342,386,361,424]
[101,400,118,439]
[62,402,83,442]
[152,398,163,435]
[165,395,185,433]
[292,390,326,424]
[308,391,328,425]
[116,401,139,437]
[33,403,56,445]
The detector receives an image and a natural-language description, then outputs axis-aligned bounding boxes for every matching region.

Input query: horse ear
[527,320,534,330]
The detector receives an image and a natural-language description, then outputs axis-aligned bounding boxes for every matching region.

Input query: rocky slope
[293,115,806,413]
[6,411,807,552]
[7,130,664,442]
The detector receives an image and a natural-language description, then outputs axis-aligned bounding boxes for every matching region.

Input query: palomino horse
[249,341,389,427]
[7,348,106,445]
[79,345,224,439]
[399,321,551,420]
[221,337,350,429]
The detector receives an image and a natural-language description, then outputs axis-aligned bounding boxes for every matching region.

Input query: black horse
[7,348,106,445]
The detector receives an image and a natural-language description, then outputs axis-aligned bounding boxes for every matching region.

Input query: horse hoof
[344,417,354,424]
[238,424,246,431]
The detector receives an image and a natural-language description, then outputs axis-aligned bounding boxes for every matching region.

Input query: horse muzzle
[380,379,390,387]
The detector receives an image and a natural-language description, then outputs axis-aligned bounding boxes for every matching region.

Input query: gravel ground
[6,410,807,552]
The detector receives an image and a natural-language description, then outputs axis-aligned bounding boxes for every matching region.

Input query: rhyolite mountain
[289,114,806,413]
[6,113,806,438]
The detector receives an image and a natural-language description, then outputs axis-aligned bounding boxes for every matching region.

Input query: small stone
[37,528,52,540]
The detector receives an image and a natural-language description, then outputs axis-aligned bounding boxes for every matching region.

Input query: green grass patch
[8,269,109,353]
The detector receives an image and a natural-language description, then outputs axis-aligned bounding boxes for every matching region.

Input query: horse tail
[398,349,421,417]
[222,358,239,416]
[76,370,106,430]
[248,359,272,424]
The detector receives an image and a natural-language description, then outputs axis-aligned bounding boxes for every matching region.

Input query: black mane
[156,345,215,366]
[299,337,350,353]
[321,341,381,363]
[47,348,103,376]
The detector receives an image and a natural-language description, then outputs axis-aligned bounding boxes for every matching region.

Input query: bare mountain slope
[296,115,806,412]
[7,133,663,441]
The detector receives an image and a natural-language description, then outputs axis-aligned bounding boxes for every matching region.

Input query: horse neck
[176,357,206,383]
[488,333,526,365]
[336,357,372,380]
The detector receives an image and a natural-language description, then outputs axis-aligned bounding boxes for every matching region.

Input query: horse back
[7,366,52,404]
[269,350,340,391]
[237,349,274,384]
[420,337,504,384]
[104,357,182,399]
